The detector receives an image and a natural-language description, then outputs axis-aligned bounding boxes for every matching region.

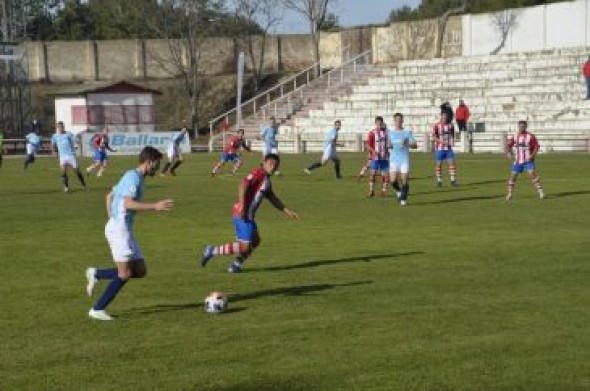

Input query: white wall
[54,96,87,135]
[463,0,590,56]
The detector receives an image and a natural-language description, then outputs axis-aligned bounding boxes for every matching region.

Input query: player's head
[374,116,384,128]
[393,113,403,128]
[459,99,464,105]
[101,127,108,134]
[139,146,163,176]
[269,116,276,126]
[334,120,341,130]
[237,129,245,137]
[440,111,448,123]
[263,153,280,174]
[56,121,65,133]
[518,120,527,133]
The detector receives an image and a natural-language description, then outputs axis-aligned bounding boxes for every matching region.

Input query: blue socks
[96,268,118,280]
[93,277,127,310]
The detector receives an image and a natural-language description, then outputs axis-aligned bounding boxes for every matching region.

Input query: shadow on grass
[414,194,503,205]
[122,281,372,316]
[248,252,423,272]
[549,189,590,199]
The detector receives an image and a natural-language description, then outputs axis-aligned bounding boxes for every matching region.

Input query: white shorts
[322,147,338,162]
[26,145,38,155]
[262,146,278,156]
[390,160,410,174]
[105,219,144,262]
[59,155,78,169]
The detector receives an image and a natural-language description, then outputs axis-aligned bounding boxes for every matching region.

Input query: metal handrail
[207,50,372,151]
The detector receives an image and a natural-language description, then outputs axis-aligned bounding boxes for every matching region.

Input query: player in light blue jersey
[161,122,188,176]
[24,128,42,170]
[85,146,174,321]
[304,119,343,179]
[51,121,87,192]
[388,113,417,206]
[260,116,281,175]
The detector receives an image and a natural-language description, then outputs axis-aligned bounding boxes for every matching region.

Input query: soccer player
[211,129,251,176]
[51,121,87,192]
[260,116,281,175]
[86,127,116,177]
[505,119,545,201]
[366,116,390,197]
[85,146,174,321]
[201,153,298,273]
[24,127,42,170]
[303,119,343,179]
[389,113,417,206]
[161,124,188,176]
[431,111,458,187]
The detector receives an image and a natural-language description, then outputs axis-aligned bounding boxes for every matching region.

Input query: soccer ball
[204,291,228,313]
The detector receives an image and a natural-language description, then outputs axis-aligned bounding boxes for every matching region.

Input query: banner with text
[80,132,190,157]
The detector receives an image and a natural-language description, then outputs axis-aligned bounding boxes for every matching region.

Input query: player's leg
[231,156,242,174]
[97,158,108,177]
[527,166,544,199]
[390,168,401,199]
[170,155,183,175]
[399,162,411,206]
[211,154,227,176]
[434,151,443,186]
[368,160,377,196]
[448,152,458,186]
[506,170,519,201]
[60,163,70,192]
[331,155,342,179]
[357,159,370,181]
[380,162,389,196]
[71,158,87,189]
[229,231,259,273]
[305,154,324,174]
[201,217,252,268]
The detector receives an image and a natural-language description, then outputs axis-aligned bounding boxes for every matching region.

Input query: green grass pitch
[1,152,589,391]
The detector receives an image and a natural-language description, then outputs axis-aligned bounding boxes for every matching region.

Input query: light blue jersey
[388,128,415,162]
[324,128,338,149]
[172,131,187,147]
[110,169,144,226]
[260,126,278,148]
[51,133,76,157]
[26,132,42,148]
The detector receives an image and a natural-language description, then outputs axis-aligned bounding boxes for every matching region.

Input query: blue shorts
[370,159,389,172]
[233,217,257,242]
[221,153,239,163]
[512,161,535,173]
[93,150,107,162]
[435,150,455,162]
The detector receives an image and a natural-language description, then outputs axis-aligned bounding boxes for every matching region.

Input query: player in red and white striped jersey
[505,120,545,201]
[430,111,458,187]
[211,129,251,176]
[366,116,390,197]
[201,154,299,273]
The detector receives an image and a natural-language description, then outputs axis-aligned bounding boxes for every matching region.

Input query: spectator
[455,100,471,132]
[583,55,590,99]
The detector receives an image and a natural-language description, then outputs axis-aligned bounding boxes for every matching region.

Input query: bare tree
[283,0,331,76]
[490,9,518,55]
[435,0,469,58]
[147,0,215,130]
[234,0,282,91]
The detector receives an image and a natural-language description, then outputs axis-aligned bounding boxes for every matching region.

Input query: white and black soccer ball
[204,292,228,313]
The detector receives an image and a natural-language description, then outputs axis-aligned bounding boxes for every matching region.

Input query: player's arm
[106,190,114,218]
[235,179,249,218]
[407,133,418,149]
[505,137,515,159]
[51,138,57,156]
[123,197,174,212]
[241,139,251,152]
[105,141,116,152]
[266,189,298,220]
[529,137,540,161]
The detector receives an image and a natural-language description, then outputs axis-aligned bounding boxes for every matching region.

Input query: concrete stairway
[294,47,590,137]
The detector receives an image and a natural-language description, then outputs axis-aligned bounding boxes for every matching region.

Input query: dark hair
[264,153,280,163]
[57,121,64,126]
[375,116,384,122]
[237,129,245,134]
[394,113,403,120]
[139,146,163,163]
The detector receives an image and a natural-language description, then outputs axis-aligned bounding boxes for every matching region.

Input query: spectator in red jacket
[455,100,470,133]
[583,56,590,99]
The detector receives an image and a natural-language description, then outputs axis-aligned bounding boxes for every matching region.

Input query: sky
[275,0,422,34]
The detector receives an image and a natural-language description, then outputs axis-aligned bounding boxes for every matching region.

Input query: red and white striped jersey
[224,136,245,154]
[92,134,109,151]
[232,167,271,220]
[367,127,390,160]
[431,122,455,151]
[507,131,540,164]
